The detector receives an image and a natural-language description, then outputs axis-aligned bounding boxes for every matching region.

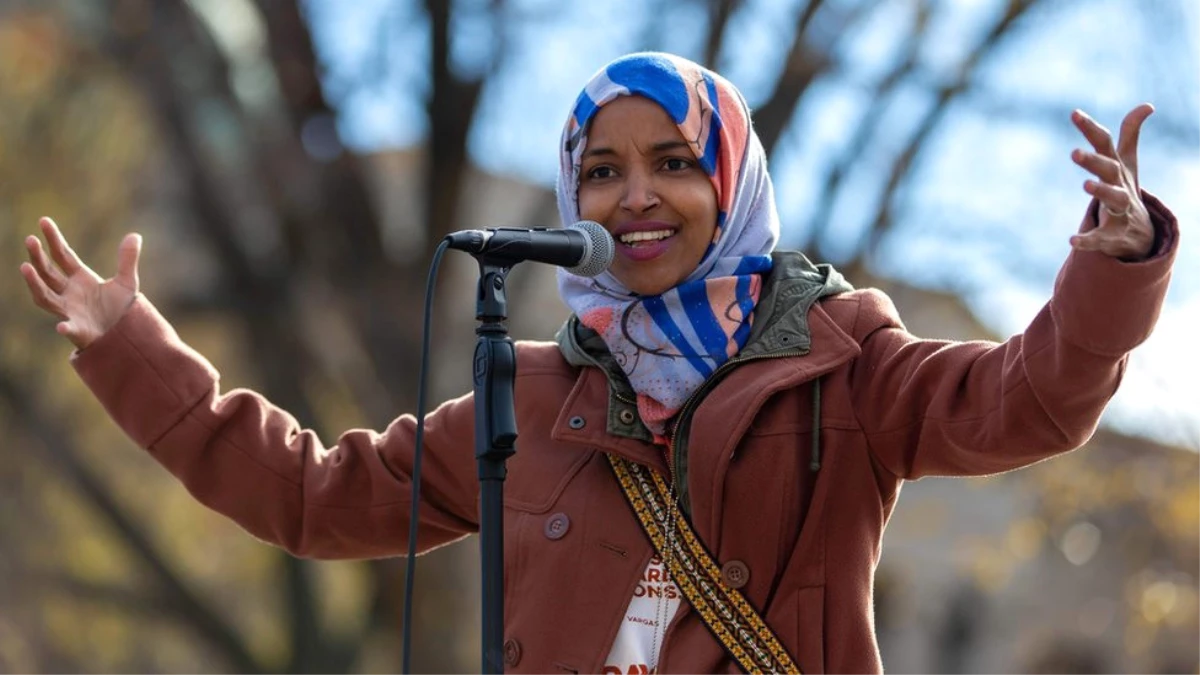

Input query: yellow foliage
[33,471,131,580]
[1004,517,1046,561]
[39,592,136,670]
[0,616,36,674]
[1155,474,1200,543]
[316,561,373,639]
[0,12,68,99]
[238,590,292,669]
[66,531,133,585]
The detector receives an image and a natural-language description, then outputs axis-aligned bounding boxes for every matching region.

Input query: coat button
[503,638,522,666]
[568,416,586,429]
[618,409,636,425]
[544,512,570,540]
[721,560,750,589]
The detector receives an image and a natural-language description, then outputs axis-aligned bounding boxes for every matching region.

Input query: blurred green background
[0,0,1196,672]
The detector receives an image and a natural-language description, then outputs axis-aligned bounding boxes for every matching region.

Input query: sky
[285,0,1200,448]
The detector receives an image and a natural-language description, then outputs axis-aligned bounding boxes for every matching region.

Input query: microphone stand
[473,259,518,673]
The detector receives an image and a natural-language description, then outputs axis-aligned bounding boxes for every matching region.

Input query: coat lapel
[687,300,862,550]
[551,366,671,475]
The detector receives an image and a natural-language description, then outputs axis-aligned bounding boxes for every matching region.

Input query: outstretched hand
[20,218,142,350]
[1069,104,1155,259]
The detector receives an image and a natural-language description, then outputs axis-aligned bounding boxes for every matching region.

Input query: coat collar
[554,251,857,446]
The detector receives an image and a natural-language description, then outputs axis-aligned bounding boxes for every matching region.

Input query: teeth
[619,229,674,245]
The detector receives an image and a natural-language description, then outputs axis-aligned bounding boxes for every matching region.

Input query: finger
[1071,149,1122,185]
[115,233,142,292]
[1071,110,1117,159]
[1070,230,1109,252]
[55,320,86,349]
[20,262,67,318]
[25,235,68,293]
[1084,180,1132,213]
[40,217,85,275]
[57,317,95,349]
[1117,103,1154,188]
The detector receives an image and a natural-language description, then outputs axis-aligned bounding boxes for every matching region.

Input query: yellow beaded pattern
[608,454,801,674]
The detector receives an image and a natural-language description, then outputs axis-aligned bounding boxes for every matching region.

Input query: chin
[627,280,676,297]
[614,268,682,297]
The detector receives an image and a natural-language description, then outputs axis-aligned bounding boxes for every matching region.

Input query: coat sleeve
[71,296,480,559]
[849,192,1178,479]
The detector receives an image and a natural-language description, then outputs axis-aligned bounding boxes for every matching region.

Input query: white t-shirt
[602,555,681,674]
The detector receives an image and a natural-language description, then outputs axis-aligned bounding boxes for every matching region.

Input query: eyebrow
[582,140,690,158]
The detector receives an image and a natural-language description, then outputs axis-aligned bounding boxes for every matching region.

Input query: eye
[585,165,616,180]
[663,157,693,172]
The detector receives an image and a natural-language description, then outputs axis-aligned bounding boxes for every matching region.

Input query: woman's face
[577,95,718,296]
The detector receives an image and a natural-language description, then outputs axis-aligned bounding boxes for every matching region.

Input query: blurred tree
[0,0,1195,673]
[1023,639,1109,674]
[1019,431,1200,672]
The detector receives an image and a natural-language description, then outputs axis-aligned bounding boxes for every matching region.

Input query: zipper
[669,348,810,507]
[664,429,677,487]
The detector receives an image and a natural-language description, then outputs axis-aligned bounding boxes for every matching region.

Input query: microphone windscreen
[566,220,614,278]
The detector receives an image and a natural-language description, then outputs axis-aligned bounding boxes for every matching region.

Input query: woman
[20,53,1177,673]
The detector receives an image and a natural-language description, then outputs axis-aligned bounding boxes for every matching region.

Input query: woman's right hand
[20,217,142,350]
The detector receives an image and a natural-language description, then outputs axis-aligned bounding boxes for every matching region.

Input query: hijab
[556,52,781,439]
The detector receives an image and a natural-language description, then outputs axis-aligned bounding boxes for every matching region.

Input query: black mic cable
[402,238,449,674]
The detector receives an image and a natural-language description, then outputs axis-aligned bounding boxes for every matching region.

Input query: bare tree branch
[0,367,264,674]
[248,0,329,133]
[424,0,487,250]
[99,1,274,304]
[755,0,877,157]
[30,571,176,617]
[703,0,743,66]
[857,0,1043,262]
[805,0,932,258]
[960,89,1199,146]
[250,0,387,277]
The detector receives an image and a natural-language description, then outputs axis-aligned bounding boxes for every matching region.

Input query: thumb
[1070,231,1107,252]
[116,233,142,292]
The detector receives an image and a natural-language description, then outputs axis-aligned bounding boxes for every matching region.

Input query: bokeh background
[1,0,1197,672]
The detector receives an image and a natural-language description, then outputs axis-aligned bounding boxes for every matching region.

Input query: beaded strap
[608,454,801,674]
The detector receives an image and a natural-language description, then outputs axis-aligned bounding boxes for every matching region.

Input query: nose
[619,169,660,214]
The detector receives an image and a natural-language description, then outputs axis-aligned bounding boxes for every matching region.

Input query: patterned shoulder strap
[607,454,801,674]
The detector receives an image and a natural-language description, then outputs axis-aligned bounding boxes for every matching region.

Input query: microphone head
[565,220,614,278]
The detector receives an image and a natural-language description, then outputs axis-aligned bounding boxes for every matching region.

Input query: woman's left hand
[1069,104,1155,259]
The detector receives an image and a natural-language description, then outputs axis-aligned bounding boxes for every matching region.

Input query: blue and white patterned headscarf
[556,52,781,439]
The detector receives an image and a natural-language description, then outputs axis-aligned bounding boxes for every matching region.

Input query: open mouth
[618,229,675,247]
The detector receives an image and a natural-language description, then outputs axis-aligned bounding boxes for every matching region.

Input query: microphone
[444,220,614,277]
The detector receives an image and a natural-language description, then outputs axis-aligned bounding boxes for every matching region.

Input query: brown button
[544,512,570,540]
[721,560,750,589]
[503,638,522,666]
[618,409,636,425]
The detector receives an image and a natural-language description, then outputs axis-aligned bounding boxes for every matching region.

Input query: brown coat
[73,197,1177,673]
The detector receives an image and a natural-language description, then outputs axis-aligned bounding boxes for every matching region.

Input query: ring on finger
[1103,203,1131,218]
